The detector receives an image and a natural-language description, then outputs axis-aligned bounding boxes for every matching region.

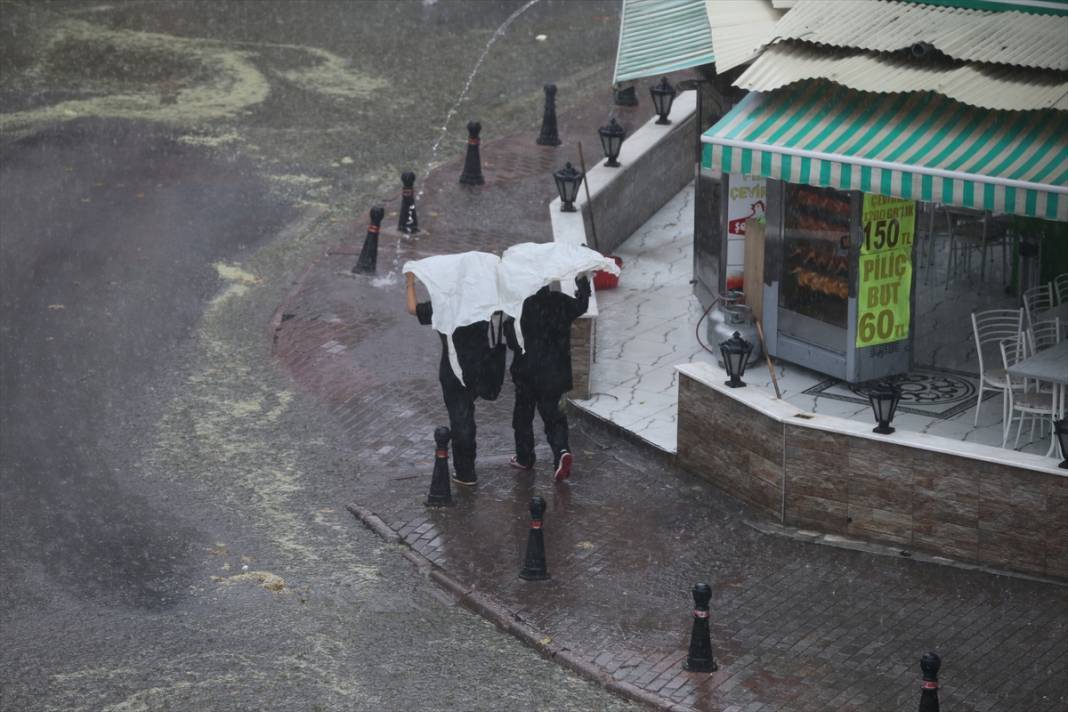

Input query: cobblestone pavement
[272,103,1068,711]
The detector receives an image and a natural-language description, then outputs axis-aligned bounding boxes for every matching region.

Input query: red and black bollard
[398,171,419,234]
[536,83,561,146]
[684,583,717,672]
[459,120,485,186]
[519,496,549,580]
[918,652,940,712]
[614,84,638,106]
[426,426,453,507]
[353,206,385,274]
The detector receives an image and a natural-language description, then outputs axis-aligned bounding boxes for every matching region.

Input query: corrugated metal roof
[704,0,784,73]
[701,81,1068,220]
[769,0,1068,70]
[736,43,1068,111]
[613,0,715,84]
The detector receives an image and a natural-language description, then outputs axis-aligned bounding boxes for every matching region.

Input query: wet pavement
[274,113,1068,710]
[2,2,646,710]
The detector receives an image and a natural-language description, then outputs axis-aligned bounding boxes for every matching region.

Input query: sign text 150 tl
[857,194,915,348]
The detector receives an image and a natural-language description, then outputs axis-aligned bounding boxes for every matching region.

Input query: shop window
[779,183,851,329]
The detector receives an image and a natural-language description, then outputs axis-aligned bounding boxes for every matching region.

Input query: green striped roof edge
[702,83,1068,221]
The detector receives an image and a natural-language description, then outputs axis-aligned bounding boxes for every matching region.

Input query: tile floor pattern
[574,183,1054,460]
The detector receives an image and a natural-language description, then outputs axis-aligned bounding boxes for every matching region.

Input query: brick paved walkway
[271,100,1068,711]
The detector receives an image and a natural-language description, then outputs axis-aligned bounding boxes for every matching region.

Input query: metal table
[1007,340,1068,457]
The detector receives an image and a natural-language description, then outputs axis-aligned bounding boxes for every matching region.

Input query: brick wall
[676,373,1068,579]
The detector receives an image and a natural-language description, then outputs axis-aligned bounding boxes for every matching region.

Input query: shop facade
[696,80,1067,383]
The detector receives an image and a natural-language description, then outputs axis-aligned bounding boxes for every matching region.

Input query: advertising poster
[726,174,766,291]
[856,194,916,348]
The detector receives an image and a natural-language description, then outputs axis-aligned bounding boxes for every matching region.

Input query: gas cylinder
[708,291,762,367]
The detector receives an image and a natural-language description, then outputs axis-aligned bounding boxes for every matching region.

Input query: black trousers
[440,375,476,479]
[512,378,568,468]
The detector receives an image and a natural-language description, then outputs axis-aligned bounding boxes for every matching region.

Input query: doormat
[801,366,996,420]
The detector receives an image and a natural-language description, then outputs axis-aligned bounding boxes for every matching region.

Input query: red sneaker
[554,451,572,482]
[509,456,533,471]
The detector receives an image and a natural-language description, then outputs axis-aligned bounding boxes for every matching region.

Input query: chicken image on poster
[726,174,766,291]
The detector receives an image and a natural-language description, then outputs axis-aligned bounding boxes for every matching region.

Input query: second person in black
[504,275,591,481]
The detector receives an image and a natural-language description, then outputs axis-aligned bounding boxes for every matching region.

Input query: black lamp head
[868,381,902,434]
[650,76,677,124]
[1055,418,1068,469]
[553,162,583,212]
[598,117,626,167]
[719,331,753,388]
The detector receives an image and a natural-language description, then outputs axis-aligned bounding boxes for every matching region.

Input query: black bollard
[353,206,385,274]
[519,496,550,580]
[459,120,485,186]
[684,583,717,672]
[426,426,453,507]
[614,84,638,106]
[918,652,940,712]
[398,171,419,234]
[536,83,562,146]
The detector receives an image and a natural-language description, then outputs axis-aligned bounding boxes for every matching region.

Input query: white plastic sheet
[403,244,620,379]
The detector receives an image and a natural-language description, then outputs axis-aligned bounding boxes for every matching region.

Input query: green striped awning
[613,0,715,85]
[702,82,1068,221]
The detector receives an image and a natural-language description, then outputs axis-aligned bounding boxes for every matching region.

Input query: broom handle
[576,142,599,253]
[755,319,781,399]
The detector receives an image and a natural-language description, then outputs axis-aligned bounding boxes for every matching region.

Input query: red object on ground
[593,256,623,290]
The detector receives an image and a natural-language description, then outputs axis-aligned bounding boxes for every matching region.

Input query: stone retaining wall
[676,372,1068,580]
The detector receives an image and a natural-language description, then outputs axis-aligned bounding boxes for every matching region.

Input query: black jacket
[504,277,590,393]
[416,301,505,399]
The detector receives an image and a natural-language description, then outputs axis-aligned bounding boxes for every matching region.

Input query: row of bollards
[425,428,944,704]
[352,78,664,275]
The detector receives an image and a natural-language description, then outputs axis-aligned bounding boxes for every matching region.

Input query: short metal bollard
[684,583,717,672]
[536,83,561,146]
[918,652,940,712]
[353,206,385,274]
[426,426,453,507]
[459,120,485,186]
[398,171,419,234]
[519,496,550,580]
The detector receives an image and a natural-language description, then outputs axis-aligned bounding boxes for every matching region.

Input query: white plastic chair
[1055,273,1068,305]
[999,338,1056,449]
[970,308,1024,426]
[1027,317,1062,355]
[1025,317,1061,396]
[1022,283,1053,327]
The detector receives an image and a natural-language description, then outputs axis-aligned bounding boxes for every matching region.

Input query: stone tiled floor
[574,183,1055,460]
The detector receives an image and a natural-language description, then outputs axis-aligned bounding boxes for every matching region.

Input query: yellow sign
[857,194,915,348]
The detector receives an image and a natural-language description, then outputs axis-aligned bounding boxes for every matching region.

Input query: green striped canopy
[702,82,1068,221]
[613,0,715,84]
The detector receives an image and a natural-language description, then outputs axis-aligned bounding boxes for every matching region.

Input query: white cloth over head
[498,242,620,351]
[403,251,502,385]
[403,244,620,379]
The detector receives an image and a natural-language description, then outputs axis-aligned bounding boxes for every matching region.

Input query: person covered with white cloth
[496,242,616,481]
[503,275,590,480]
[405,252,506,487]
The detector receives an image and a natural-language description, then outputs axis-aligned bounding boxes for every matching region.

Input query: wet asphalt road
[0,2,636,709]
